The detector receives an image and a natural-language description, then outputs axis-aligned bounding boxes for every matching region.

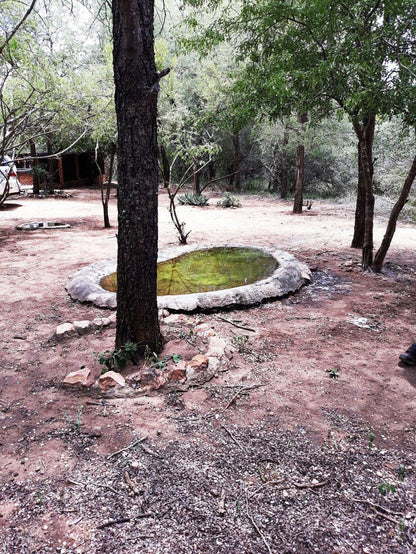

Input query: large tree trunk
[373,154,416,272]
[280,127,289,199]
[293,112,307,213]
[353,116,376,270]
[112,0,162,354]
[351,140,366,248]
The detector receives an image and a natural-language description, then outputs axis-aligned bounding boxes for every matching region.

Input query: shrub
[178,193,209,206]
[217,192,241,208]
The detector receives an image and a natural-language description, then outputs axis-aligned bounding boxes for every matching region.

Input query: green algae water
[100,247,278,296]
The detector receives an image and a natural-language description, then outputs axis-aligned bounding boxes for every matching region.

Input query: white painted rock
[55,323,77,340]
[98,371,126,391]
[63,367,93,387]
[73,320,92,335]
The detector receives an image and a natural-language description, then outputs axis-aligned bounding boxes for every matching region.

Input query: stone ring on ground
[66,244,311,312]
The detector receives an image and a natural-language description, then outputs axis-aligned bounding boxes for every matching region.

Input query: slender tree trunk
[293,112,307,213]
[208,160,215,181]
[160,144,169,188]
[373,154,416,272]
[30,140,40,195]
[280,127,289,199]
[99,142,116,228]
[193,163,201,195]
[112,0,162,354]
[232,131,241,192]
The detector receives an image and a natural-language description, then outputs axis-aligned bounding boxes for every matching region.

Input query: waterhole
[100,246,278,296]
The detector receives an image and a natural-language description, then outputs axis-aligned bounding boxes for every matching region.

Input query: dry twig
[107,436,148,459]
[245,492,272,554]
[221,424,246,452]
[215,315,256,332]
[223,384,264,411]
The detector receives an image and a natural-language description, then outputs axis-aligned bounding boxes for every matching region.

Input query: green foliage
[144,346,183,370]
[217,192,241,208]
[398,465,406,482]
[96,342,138,374]
[327,368,339,379]
[368,432,375,449]
[231,334,249,352]
[378,483,396,497]
[178,192,209,206]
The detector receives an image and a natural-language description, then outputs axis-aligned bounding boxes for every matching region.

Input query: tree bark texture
[293,112,307,213]
[353,117,376,270]
[351,140,366,248]
[373,154,416,272]
[112,0,162,353]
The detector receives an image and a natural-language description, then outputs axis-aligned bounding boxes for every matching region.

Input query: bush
[217,192,242,208]
[178,193,209,206]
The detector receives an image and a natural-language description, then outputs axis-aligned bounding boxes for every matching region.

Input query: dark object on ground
[399,342,416,365]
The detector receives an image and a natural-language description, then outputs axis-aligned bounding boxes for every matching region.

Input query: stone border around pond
[65,244,311,312]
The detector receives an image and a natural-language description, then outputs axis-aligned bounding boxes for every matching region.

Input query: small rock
[149,375,166,390]
[188,354,209,371]
[206,336,227,358]
[164,314,187,325]
[73,320,92,335]
[194,323,210,334]
[159,309,170,318]
[63,367,93,387]
[93,317,111,329]
[98,371,126,391]
[55,323,77,340]
[168,362,187,382]
[140,368,161,385]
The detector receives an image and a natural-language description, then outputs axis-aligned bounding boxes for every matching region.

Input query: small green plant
[217,192,241,208]
[96,342,138,374]
[378,482,396,496]
[178,193,209,206]
[398,465,406,481]
[368,432,375,449]
[231,334,249,352]
[327,367,339,379]
[144,347,182,370]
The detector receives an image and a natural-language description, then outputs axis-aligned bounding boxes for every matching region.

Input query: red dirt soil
[0,189,415,552]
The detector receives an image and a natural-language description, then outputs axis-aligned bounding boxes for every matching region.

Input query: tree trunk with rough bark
[373,154,416,272]
[112,0,162,354]
[351,141,366,248]
[353,117,376,270]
